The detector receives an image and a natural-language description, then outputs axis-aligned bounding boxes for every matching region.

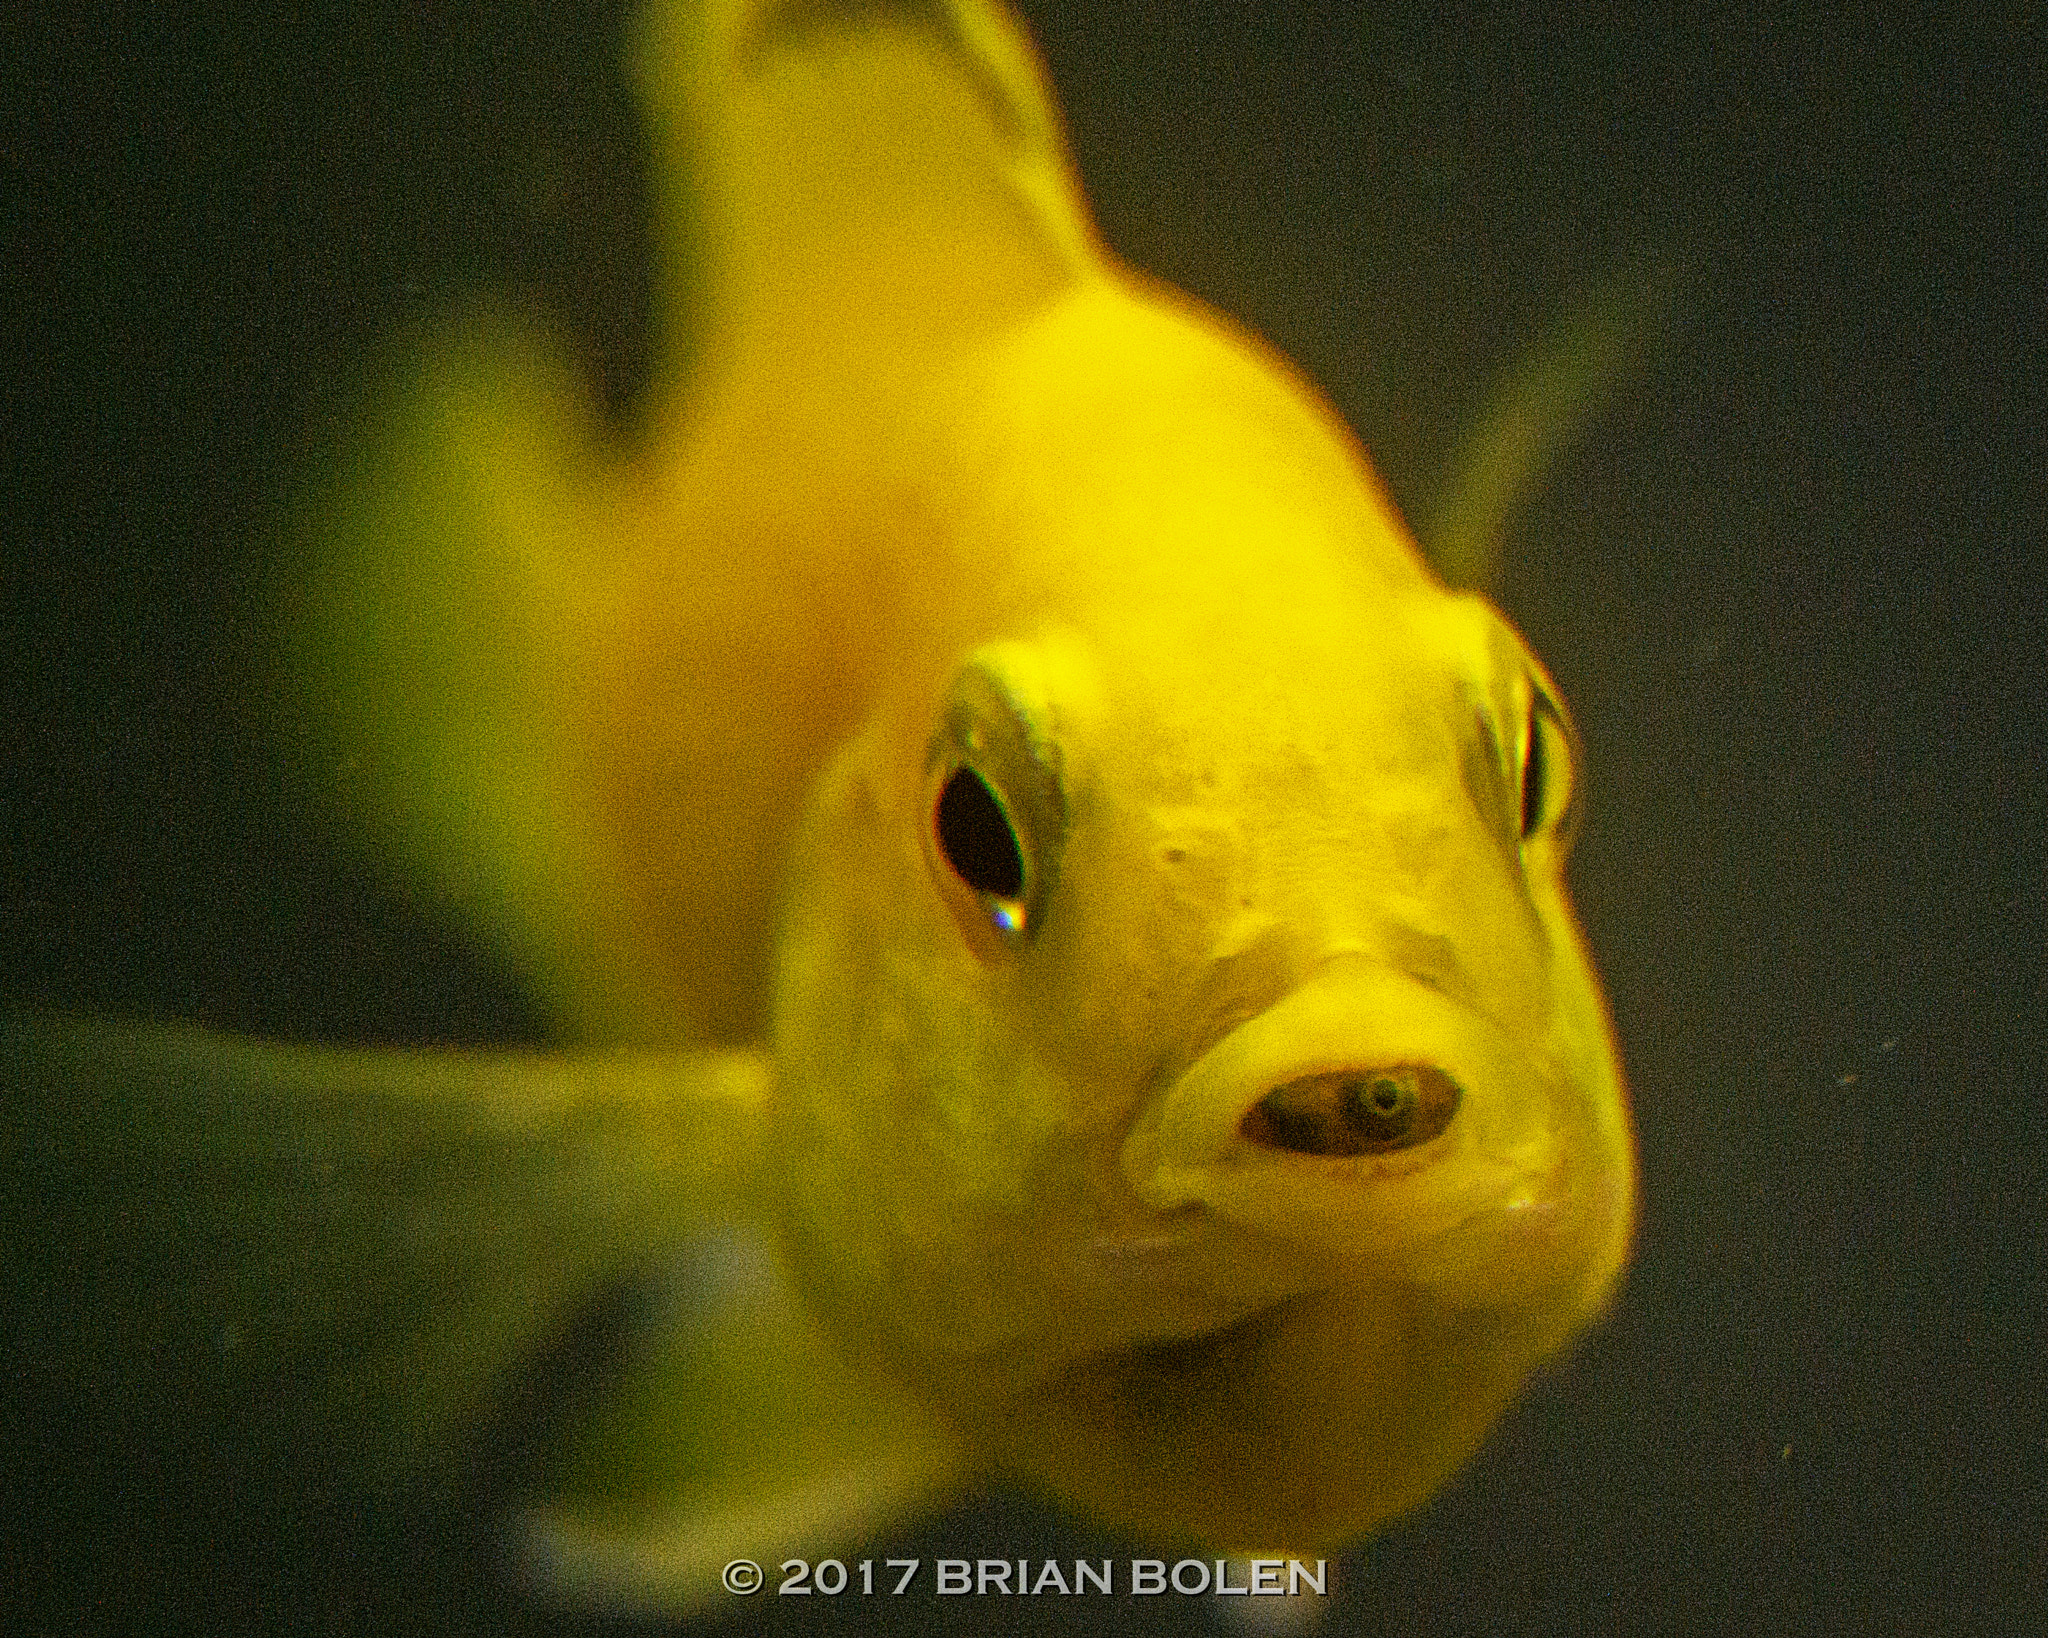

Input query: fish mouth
[1117,953,1589,1306]
[1240,1061,1463,1157]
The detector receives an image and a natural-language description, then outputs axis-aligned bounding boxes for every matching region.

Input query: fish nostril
[1240,1065,1461,1157]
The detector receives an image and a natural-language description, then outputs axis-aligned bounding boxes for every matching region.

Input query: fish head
[767,285,1634,1548]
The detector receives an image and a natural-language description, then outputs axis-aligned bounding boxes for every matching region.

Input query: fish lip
[1080,1198,1213,1260]
[1116,951,1576,1276]
[1123,952,1505,1178]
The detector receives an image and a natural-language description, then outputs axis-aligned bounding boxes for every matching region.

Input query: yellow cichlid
[5,0,1637,1611]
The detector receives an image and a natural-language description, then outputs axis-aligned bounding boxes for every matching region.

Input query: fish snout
[1118,955,1607,1312]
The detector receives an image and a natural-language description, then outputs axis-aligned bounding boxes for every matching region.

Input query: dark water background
[4,2,2043,1633]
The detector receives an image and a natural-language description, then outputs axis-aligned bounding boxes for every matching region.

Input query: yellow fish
[6,0,1636,1611]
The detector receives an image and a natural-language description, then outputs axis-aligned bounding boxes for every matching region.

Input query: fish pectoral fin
[278,318,696,1043]
[514,1230,964,1612]
[2,1013,773,1485]
[639,0,1097,393]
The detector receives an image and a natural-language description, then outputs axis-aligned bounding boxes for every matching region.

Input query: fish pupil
[1520,710,1547,840]
[935,765,1026,901]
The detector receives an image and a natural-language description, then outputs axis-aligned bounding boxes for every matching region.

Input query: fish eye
[923,655,1068,953]
[1518,685,1581,847]
[1466,610,1584,857]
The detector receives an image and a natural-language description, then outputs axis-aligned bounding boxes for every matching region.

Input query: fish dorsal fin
[278,5,1104,1047]
[636,0,1097,403]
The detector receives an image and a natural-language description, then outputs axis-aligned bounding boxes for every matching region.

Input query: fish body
[759,286,1634,1551]
[8,0,1637,1608]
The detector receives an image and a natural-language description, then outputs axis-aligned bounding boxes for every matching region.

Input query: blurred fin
[516,1231,963,1612]
[274,2,1105,1045]
[1421,259,1685,590]
[273,315,697,1042]
[633,0,1097,412]
[2,1012,770,1481]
